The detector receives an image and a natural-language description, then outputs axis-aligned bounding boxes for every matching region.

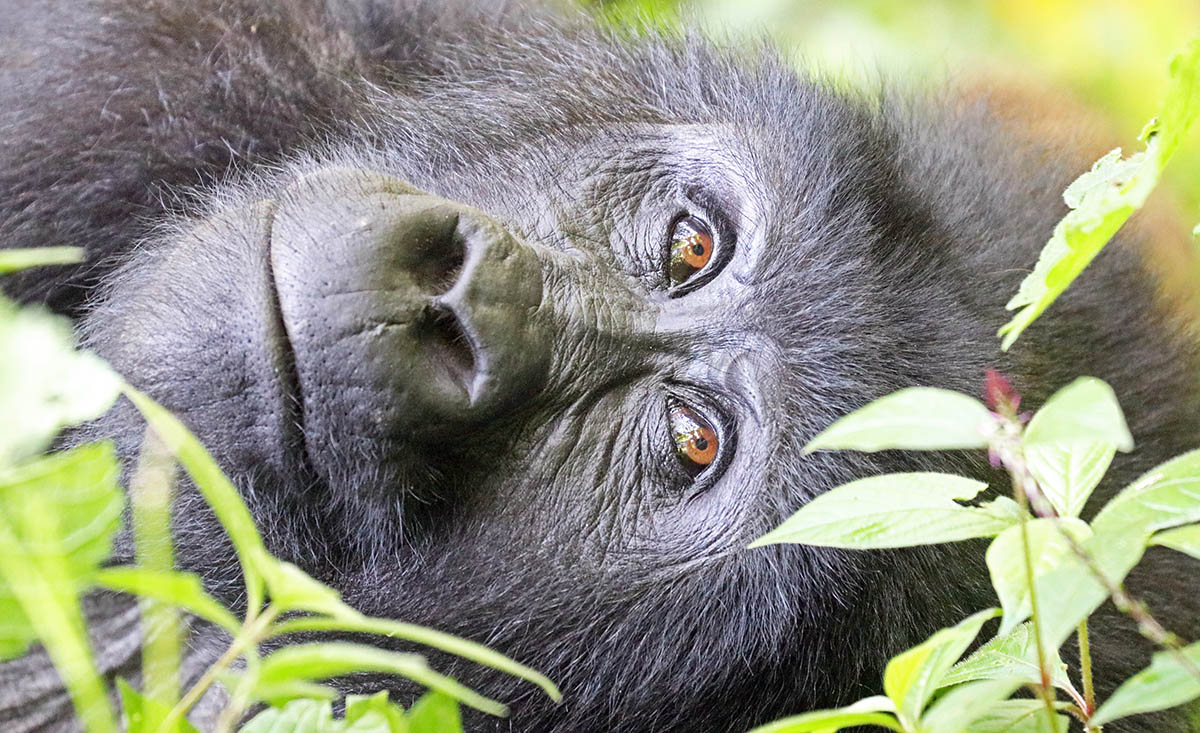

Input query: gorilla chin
[3,0,1200,731]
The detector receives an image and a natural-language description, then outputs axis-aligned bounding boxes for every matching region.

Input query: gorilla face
[7,1,1200,730]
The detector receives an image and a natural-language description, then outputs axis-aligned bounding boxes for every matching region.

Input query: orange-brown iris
[670,404,719,474]
[669,215,714,286]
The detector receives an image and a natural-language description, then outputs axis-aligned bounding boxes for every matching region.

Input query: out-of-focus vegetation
[602,0,1200,218]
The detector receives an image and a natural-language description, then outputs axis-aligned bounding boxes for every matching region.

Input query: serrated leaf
[94,567,240,634]
[407,692,461,733]
[963,700,1070,733]
[0,247,85,274]
[1022,378,1132,452]
[940,623,1072,693]
[1027,447,1200,651]
[1024,441,1114,518]
[270,613,561,703]
[920,677,1024,733]
[0,302,122,466]
[986,518,1092,634]
[257,642,506,717]
[803,388,992,453]
[883,609,999,728]
[750,473,1014,549]
[1000,40,1200,349]
[1150,523,1200,560]
[1091,641,1200,725]
[117,679,200,733]
[745,696,901,733]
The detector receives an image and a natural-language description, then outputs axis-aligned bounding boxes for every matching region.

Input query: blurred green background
[601,0,1200,219]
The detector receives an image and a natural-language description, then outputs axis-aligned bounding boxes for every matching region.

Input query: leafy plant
[0,249,560,732]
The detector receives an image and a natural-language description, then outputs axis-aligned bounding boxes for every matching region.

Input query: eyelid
[665,200,737,297]
[664,389,735,486]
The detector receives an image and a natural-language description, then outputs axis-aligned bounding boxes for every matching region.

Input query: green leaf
[986,518,1092,635]
[999,40,1200,349]
[940,623,1072,693]
[1022,378,1132,452]
[248,679,340,708]
[803,388,993,453]
[407,692,461,733]
[0,443,123,657]
[1150,523,1200,560]
[0,443,122,732]
[919,678,1024,733]
[95,567,241,634]
[745,696,901,733]
[261,560,346,616]
[240,699,339,733]
[257,642,507,717]
[750,473,1015,549]
[962,701,1070,733]
[347,692,408,733]
[0,247,85,274]
[117,679,201,733]
[1024,441,1114,518]
[124,388,270,613]
[1091,641,1200,725]
[270,613,561,703]
[1026,447,1200,651]
[883,609,999,728]
[0,301,122,466]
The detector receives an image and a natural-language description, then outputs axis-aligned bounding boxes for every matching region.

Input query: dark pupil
[693,436,708,451]
[690,242,705,256]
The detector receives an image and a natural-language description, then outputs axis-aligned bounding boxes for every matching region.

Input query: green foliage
[800,387,992,453]
[0,248,559,732]
[999,40,1200,349]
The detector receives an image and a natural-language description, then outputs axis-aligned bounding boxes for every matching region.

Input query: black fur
[2,1,1199,731]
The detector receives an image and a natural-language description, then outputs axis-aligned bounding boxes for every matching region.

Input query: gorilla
[2,0,1199,730]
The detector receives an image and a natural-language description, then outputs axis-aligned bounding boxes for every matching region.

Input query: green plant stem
[1078,619,1095,717]
[158,604,280,732]
[131,427,182,715]
[1012,469,1063,733]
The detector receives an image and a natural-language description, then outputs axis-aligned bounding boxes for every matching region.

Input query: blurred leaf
[261,560,346,616]
[0,443,122,732]
[941,623,1072,692]
[241,699,340,733]
[883,609,999,728]
[125,388,269,612]
[95,567,240,634]
[1022,378,1132,452]
[406,692,460,733]
[920,677,1024,733]
[1150,523,1200,560]
[271,613,561,703]
[803,388,992,453]
[1000,40,1200,349]
[1024,441,1114,518]
[963,700,1070,733]
[745,696,900,733]
[750,473,1016,549]
[257,642,506,717]
[347,692,409,733]
[0,301,121,466]
[1091,641,1200,725]
[117,679,200,733]
[987,518,1092,635]
[0,443,123,658]
[0,247,85,274]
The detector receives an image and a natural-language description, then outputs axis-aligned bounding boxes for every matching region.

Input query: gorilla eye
[669,401,720,478]
[668,214,715,288]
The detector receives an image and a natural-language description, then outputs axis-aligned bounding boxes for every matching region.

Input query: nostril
[418,304,477,397]
[407,216,466,296]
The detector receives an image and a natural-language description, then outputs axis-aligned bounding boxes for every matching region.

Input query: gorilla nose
[268,168,552,450]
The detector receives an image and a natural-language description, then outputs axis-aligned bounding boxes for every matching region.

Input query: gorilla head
[3,0,1199,730]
